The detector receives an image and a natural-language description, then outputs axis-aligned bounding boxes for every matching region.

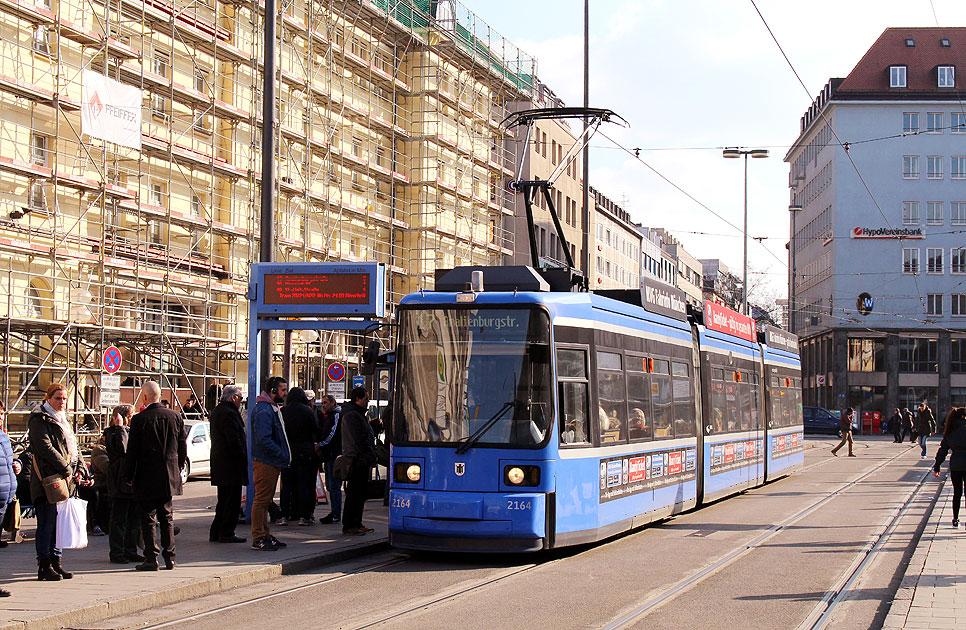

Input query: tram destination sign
[761,325,799,353]
[640,277,688,321]
[703,302,756,343]
[250,262,386,318]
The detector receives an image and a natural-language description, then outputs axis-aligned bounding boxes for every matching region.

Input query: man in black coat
[209,385,248,543]
[122,381,187,570]
[341,387,377,536]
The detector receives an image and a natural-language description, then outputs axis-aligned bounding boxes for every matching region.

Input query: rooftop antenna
[502,107,628,291]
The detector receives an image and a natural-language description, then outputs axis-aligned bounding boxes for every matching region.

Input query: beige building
[507,81,582,270]
[0,0,534,429]
[590,186,641,290]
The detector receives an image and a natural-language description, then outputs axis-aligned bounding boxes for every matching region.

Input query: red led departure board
[264,273,370,305]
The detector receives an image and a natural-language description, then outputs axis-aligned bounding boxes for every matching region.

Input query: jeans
[952,470,964,522]
[139,497,175,565]
[108,497,140,560]
[919,434,929,457]
[322,457,342,519]
[210,485,242,540]
[34,496,61,560]
[251,461,281,540]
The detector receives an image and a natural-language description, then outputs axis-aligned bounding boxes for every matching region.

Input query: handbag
[2,498,20,532]
[55,496,88,549]
[333,454,353,481]
[32,457,69,504]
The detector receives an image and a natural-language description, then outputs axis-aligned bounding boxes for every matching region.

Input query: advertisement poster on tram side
[599,447,697,503]
[771,431,805,458]
[708,437,765,476]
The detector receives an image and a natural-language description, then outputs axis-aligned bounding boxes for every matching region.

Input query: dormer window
[890,65,908,88]
[939,65,956,88]
[905,38,916,47]
[941,38,951,47]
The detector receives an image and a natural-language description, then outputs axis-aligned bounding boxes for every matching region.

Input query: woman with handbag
[28,383,91,581]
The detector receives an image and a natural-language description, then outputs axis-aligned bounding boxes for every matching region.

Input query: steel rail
[600,447,918,630]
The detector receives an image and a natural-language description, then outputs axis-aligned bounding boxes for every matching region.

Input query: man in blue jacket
[250,376,291,551]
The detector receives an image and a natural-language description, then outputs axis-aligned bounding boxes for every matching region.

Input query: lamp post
[722,147,769,315]
[787,204,802,332]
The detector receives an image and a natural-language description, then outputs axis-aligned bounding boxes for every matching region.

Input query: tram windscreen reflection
[394,308,552,448]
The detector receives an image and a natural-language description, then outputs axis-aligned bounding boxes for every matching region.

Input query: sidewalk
[0,487,388,630]
[883,473,965,629]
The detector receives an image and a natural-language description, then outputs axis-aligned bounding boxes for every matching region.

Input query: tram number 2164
[506,500,532,511]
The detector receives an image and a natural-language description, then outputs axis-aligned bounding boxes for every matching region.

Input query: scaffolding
[0,0,534,431]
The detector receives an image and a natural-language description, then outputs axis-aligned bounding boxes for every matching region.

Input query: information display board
[250,262,386,317]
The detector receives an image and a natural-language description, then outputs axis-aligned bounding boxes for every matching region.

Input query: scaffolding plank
[0,0,53,24]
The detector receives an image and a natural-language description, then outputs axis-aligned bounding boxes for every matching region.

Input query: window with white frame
[30,133,49,167]
[904,248,920,274]
[928,113,944,133]
[939,66,956,88]
[891,65,908,88]
[953,294,966,316]
[953,156,966,179]
[953,202,966,225]
[32,25,50,55]
[150,181,165,208]
[191,194,204,218]
[904,155,920,178]
[954,113,966,133]
[903,201,920,224]
[927,201,943,224]
[952,248,966,273]
[928,156,944,179]
[928,248,943,273]
[903,112,920,133]
[927,293,943,315]
[28,181,46,210]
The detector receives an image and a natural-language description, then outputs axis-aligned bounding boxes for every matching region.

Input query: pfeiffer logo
[851,227,924,239]
[88,92,103,117]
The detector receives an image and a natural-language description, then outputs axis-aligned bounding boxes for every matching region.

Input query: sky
[471,0,966,301]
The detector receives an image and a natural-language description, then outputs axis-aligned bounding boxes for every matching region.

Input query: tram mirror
[528,343,549,364]
[361,341,380,375]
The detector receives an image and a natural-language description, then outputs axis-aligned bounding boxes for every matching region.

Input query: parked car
[181,419,211,482]
[804,406,842,436]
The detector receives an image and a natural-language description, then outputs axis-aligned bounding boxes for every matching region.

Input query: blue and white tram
[387,268,802,552]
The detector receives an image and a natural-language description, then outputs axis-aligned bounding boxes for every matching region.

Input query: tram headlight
[503,464,541,486]
[394,462,421,484]
[406,464,421,482]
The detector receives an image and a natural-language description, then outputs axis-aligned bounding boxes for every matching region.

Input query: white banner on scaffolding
[81,70,142,150]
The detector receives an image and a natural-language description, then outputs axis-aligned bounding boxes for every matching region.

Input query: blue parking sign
[352,376,365,388]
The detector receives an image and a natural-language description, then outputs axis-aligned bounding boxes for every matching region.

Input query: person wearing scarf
[28,383,91,581]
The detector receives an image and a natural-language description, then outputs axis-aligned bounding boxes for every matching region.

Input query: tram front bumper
[389,489,546,541]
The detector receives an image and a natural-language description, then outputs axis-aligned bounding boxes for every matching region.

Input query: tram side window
[671,361,694,437]
[627,356,651,441]
[769,380,782,428]
[710,369,726,432]
[737,371,755,431]
[557,348,589,445]
[781,382,794,427]
[725,375,739,432]
[652,359,672,438]
[598,351,626,443]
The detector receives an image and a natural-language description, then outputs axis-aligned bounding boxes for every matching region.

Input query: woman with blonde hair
[28,383,91,581]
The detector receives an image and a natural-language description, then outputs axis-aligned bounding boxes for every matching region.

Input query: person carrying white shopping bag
[55,496,88,549]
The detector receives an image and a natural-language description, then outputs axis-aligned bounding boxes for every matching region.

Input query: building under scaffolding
[0,0,534,430]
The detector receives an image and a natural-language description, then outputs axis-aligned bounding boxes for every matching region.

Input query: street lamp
[788,204,803,333]
[723,147,769,315]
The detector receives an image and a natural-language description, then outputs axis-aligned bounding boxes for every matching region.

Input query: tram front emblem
[454,462,465,476]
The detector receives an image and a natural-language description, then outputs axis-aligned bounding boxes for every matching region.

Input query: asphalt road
[85,437,938,630]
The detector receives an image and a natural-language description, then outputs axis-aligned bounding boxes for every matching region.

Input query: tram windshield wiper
[455,400,515,455]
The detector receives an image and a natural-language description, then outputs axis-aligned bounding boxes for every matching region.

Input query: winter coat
[209,400,248,487]
[915,407,937,436]
[122,402,187,500]
[318,406,342,462]
[934,422,966,472]
[0,429,16,506]
[90,441,109,486]
[282,401,320,464]
[901,410,914,430]
[341,401,377,468]
[250,393,291,469]
[28,405,85,504]
[103,425,132,498]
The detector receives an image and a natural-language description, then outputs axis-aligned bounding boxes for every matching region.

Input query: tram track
[600,446,922,630]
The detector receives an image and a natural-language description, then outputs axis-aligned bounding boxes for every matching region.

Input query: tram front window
[394,307,552,448]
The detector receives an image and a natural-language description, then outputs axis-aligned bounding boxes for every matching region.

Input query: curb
[0,538,390,630]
